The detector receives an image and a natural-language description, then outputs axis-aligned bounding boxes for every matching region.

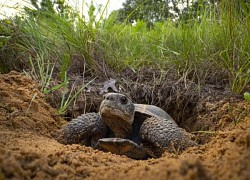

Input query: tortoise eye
[120,96,128,104]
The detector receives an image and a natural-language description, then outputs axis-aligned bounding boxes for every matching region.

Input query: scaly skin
[97,138,148,160]
[140,116,197,156]
[58,113,107,147]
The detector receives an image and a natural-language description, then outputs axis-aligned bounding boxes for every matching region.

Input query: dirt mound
[0,71,64,135]
[0,72,250,180]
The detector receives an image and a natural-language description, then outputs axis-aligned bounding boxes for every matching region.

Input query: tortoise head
[99,93,135,138]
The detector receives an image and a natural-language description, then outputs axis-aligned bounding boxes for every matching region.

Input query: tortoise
[58,93,197,159]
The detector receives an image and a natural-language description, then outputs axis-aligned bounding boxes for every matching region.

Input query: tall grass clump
[99,9,218,80]
[99,0,250,93]
[216,0,250,93]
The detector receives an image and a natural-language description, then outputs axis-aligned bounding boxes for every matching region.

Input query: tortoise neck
[101,116,133,138]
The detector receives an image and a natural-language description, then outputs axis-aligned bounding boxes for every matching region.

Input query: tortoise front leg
[58,113,107,147]
[139,117,197,156]
[97,138,149,160]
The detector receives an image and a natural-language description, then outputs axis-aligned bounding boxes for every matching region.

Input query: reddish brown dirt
[0,71,250,180]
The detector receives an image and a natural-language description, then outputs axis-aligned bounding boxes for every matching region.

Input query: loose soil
[0,71,250,180]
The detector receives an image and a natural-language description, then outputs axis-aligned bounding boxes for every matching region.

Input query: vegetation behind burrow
[0,0,249,117]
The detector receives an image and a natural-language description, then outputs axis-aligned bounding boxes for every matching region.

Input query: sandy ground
[0,71,249,180]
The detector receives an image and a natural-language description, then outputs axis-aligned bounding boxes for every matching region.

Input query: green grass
[0,0,249,114]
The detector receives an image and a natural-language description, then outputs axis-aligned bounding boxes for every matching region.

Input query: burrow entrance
[47,68,246,146]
